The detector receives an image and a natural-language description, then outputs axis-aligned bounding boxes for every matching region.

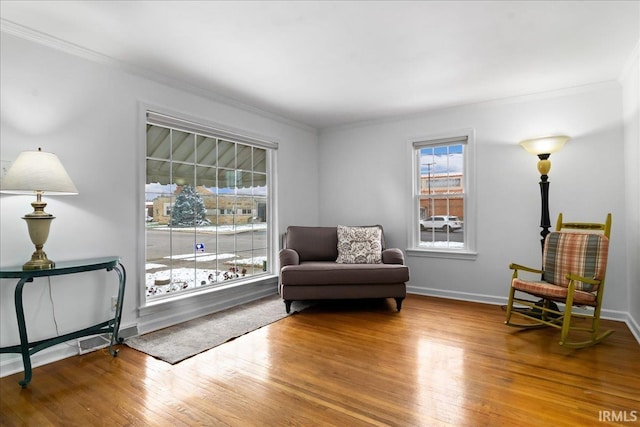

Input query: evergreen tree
[169,185,210,227]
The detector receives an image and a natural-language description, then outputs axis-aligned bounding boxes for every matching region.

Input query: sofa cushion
[336,225,382,264]
[286,226,339,262]
[280,261,409,285]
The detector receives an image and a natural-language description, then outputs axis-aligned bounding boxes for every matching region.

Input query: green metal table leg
[108,262,126,356]
[14,277,33,387]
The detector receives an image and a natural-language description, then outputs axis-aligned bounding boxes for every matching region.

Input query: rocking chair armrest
[565,273,600,286]
[509,263,543,274]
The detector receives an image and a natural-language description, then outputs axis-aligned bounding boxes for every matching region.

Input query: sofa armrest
[279,248,300,268]
[382,248,404,265]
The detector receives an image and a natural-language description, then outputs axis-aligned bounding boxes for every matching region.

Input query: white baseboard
[407,285,506,306]
[407,286,639,344]
[0,344,78,380]
[625,312,640,343]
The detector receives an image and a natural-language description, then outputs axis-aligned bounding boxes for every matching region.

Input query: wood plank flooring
[1,295,639,426]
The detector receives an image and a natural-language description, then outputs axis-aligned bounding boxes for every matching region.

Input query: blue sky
[420,144,463,175]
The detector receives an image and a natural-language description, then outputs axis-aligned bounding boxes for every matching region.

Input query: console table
[0,256,126,387]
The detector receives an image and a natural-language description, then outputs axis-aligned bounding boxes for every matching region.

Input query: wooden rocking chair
[505,213,612,348]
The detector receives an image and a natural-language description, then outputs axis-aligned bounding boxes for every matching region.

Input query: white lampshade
[1,148,78,195]
[519,135,570,156]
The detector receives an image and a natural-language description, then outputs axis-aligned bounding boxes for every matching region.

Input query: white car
[420,215,462,232]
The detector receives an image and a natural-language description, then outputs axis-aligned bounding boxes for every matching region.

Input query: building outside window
[410,130,476,258]
[144,111,276,301]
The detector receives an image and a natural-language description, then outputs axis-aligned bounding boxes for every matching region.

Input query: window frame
[138,106,279,309]
[407,128,477,260]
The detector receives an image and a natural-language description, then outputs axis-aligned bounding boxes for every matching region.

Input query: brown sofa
[278,226,409,313]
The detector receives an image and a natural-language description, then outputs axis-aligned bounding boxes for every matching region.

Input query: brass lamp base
[23,250,55,270]
[22,201,56,270]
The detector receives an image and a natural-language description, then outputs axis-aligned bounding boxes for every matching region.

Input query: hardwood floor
[1,295,639,426]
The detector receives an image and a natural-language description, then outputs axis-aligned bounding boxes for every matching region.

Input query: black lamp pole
[538,153,551,254]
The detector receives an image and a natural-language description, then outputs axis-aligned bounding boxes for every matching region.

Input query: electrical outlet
[111,296,118,312]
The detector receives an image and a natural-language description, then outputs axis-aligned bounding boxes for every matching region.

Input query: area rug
[125,294,306,364]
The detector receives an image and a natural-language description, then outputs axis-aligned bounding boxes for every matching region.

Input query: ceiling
[1,1,638,129]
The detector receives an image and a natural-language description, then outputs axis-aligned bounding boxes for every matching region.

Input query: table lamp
[0,148,78,270]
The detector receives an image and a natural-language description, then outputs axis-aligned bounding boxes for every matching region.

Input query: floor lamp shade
[519,135,569,156]
[0,148,78,270]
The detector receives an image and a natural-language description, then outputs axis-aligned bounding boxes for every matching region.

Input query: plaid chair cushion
[511,279,598,306]
[541,232,609,292]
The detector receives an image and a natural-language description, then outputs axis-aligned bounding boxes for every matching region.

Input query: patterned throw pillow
[336,225,382,264]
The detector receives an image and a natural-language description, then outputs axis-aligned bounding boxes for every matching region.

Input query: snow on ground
[422,242,464,249]
[146,255,268,297]
[150,223,267,234]
[164,253,237,262]
[145,223,268,297]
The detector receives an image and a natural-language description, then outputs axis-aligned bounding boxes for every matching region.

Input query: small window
[408,130,476,259]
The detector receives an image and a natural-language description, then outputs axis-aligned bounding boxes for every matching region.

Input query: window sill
[406,248,477,260]
[137,274,279,332]
[142,274,275,309]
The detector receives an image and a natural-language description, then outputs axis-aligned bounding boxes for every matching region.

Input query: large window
[409,131,476,258]
[144,111,276,301]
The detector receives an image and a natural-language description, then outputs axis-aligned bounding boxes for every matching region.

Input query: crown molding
[1,18,115,66]
[0,18,318,135]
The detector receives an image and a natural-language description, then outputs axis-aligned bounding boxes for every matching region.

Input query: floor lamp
[519,135,569,315]
[519,135,570,253]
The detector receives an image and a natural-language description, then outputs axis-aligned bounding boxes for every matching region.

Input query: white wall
[0,33,319,372]
[319,83,631,318]
[620,42,640,339]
